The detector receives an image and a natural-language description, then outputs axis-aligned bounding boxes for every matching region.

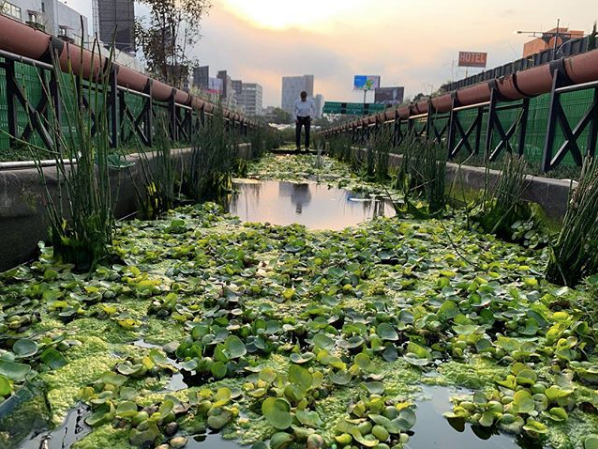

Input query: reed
[395,137,447,213]
[187,106,236,202]
[474,154,529,237]
[371,126,393,182]
[133,115,176,219]
[546,157,598,286]
[23,39,118,270]
[329,135,352,163]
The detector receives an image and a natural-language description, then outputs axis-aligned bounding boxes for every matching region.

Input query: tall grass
[187,106,237,202]
[133,115,176,219]
[546,157,598,286]
[473,154,529,237]
[329,134,352,163]
[22,40,117,270]
[371,126,393,182]
[395,137,447,213]
[249,126,275,159]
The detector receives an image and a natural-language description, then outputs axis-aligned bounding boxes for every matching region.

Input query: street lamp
[515,19,575,59]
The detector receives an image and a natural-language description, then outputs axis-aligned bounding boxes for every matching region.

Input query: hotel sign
[458,51,488,68]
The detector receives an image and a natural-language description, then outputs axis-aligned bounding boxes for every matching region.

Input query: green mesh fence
[0,57,167,156]
[400,88,595,168]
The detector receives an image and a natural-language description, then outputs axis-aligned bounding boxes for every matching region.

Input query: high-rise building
[193,66,210,90]
[238,83,263,116]
[281,75,314,115]
[94,0,135,53]
[2,0,89,45]
[314,94,325,119]
[232,80,243,97]
[217,70,237,107]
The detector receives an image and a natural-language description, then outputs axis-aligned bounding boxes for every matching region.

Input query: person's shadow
[290,183,312,214]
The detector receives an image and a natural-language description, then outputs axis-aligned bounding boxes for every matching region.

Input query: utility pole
[553,18,561,60]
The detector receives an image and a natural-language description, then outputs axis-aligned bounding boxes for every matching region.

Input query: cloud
[69,0,598,108]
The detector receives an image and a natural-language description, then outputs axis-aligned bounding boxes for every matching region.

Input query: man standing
[294,91,316,152]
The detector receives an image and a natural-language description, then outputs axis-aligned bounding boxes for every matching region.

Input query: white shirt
[294,98,316,120]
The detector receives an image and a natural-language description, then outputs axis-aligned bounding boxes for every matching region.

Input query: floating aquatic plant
[1,155,597,449]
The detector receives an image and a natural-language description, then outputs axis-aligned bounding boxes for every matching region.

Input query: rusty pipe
[0,14,252,126]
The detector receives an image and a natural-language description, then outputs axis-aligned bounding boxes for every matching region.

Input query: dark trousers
[296,116,311,150]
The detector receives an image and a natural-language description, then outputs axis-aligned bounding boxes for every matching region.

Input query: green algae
[40,354,114,422]
[73,424,132,449]
[1,154,598,449]
[437,358,508,391]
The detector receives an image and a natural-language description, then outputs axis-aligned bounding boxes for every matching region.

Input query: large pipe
[325,47,598,136]
[0,15,253,127]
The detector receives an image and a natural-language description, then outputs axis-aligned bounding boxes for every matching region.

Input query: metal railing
[441,36,592,93]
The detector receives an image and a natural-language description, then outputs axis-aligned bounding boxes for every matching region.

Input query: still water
[408,386,544,449]
[228,180,396,230]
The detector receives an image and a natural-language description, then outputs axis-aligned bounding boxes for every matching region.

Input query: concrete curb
[354,149,574,221]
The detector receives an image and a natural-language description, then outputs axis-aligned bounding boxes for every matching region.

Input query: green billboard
[323,102,387,115]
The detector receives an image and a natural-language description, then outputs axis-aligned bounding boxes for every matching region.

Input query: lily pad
[377,323,398,341]
[12,339,39,358]
[224,335,247,359]
[262,397,293,429]
[0,360,31,382]
[40,348,67,370]
[330,370,353,386]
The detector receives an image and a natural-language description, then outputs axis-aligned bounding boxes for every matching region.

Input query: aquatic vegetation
[1,155,597,449]
[470,155,547,248]
[133,116,177,220]
[368,126,394,182]
[328,134,353,164]
[398,138,447,214]
[187,107,238,202]
[546,157,598,286]
[25,43,118,270]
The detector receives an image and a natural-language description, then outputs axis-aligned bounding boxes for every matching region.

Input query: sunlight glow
[222,0,363,30]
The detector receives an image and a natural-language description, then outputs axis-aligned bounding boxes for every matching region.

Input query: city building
[238,83,263,116]
[1,0,89,45]
[523,27,584,58]
[193,66,210,90]
[93,0,135,54]
[281,75,314,115]
[232,80,243,98]
[217,70,237,108]
[314,94,325,119]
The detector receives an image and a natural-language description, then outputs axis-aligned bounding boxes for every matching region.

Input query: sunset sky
[70,0,596,107]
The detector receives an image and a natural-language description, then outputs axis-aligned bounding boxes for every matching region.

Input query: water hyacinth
[1,154,598,449]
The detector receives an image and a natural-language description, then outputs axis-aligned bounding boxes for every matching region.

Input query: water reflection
[229,180,395,230]
[19,405,91,449]
[408,386,545,449]
[290,183,312,214]
[187,433,247,448]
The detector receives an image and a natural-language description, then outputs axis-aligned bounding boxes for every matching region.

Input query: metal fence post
[5,60,18,147]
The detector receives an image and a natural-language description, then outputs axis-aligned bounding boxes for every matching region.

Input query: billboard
[458,51,488,68]
[96,0,136,52]
[323,102,386,115]
[207,77,223,95]
[374,87,405,105]
[354,75,381,91]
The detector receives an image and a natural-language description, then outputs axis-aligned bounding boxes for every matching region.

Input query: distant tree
[270,108,292,124]
[314,116,332,127]
[135,0,212,89]
[412,93,425,103]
